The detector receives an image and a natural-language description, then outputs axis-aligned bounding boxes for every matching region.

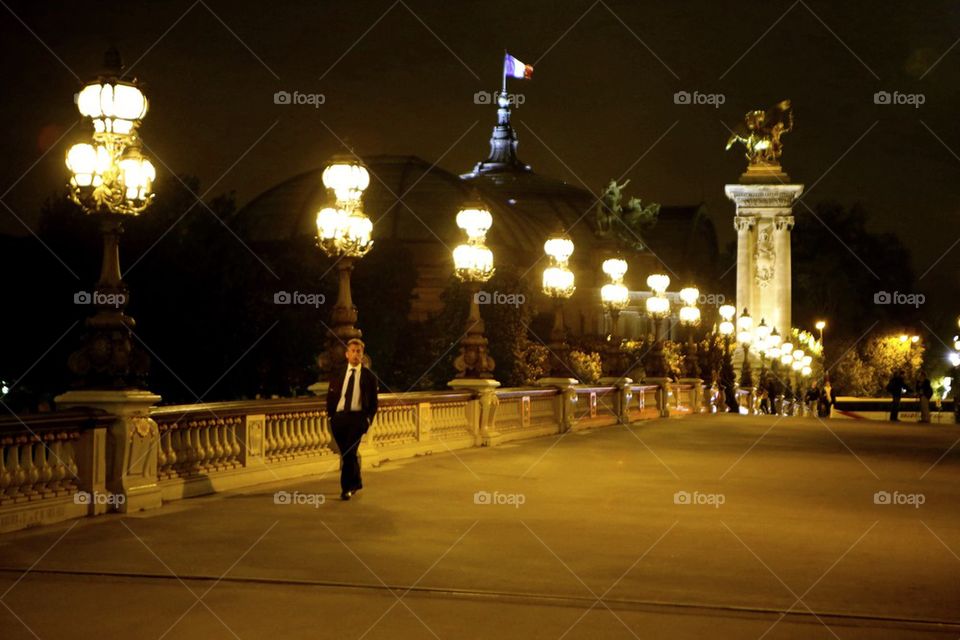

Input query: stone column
[774,215,795,334]
[734,216,755,318]
[725,181,803,341]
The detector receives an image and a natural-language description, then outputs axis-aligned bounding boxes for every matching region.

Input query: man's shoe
[340,491,353,501]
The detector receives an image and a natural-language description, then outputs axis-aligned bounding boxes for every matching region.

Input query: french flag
[504,53,534,80]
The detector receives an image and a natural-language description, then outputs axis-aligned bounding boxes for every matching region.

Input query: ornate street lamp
[753,318,771,383]
[717,303,737,412]
[452,196,495,378]
[678,286,701,378]
[66,48,155,389]
[644,274,671,378]
[719,304,736,356]
[542,230,576,377]
[600,258,629,377]
[315,155,374,376]
[737,308,754,387]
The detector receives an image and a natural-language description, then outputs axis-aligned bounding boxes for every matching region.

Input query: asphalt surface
[2,414,959,639]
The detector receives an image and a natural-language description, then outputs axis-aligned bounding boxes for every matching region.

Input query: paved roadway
[2,414,959,639]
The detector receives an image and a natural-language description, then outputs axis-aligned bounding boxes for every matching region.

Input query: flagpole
[502,49,507,97]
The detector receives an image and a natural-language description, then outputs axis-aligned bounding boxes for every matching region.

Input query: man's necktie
[344,369,356,411]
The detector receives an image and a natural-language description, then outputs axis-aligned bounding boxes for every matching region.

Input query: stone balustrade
[0,410,115,533]
[1,380,696,533]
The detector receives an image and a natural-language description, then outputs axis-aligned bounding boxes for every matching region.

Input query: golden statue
[725,100,793,168]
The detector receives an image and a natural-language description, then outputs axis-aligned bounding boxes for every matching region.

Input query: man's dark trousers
[332,412,367,492]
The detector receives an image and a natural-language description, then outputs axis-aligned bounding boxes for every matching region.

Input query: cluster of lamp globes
[65,75,156,215]
[718,305,813,376]
[315,158,374,259]
[950,316,960,368]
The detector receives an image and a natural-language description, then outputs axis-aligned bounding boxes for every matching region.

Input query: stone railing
[2,380,704,533]
[0,409,115,533]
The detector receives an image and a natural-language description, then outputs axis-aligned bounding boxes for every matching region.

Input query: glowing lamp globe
[456,205,492,240]
[768,328,782,347]
[645,295,670,317]
[602,258,628,282]
[118,150,155,203]
[454,243,494,281]
[322,157,370,203]
[719,304,736,322]
[76,80,147,135]
[754,318,771,341]
[543,266,575,298]
[601,283,629,308]
[646,274,670,295]
[737,309,753,332]
[719,320,735,336]
[679,287,699,306]
[544,234,574,263]
[679,305,700,325]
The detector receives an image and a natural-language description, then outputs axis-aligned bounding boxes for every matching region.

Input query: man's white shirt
[336,364,363,412]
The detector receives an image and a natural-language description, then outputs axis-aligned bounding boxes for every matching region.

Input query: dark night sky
[2,0,960,283]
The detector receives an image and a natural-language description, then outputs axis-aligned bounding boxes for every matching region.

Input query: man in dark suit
[326,339,378,500]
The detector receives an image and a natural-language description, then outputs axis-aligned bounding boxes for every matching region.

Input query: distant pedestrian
[805,381,821,417]
[917,371,933,424]
[326,339,379,500]
[886,370,909,422]
[819,376,835,418]
[953,365,960,423]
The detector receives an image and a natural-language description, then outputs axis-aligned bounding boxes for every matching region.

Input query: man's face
[345,343,364,367]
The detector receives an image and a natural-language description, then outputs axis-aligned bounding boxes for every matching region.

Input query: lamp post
[645,274,671,378]
[452,196,496,378]
[718,303,737,412]
[600,258,629,377]
[542,230,576,378]
[315,155,374,377]
[65,48,155,389]
[753,318,771,384]
[58,49,164,514]
[678,286,701,378]
[736,308,754,388]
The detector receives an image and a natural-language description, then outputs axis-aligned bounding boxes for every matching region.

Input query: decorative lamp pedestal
[536,377,579,432]
[448,379,502,446]
[55,389,162,514]
[600,376,633,424]
[643,377,672,418]
[677,378,704,414]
